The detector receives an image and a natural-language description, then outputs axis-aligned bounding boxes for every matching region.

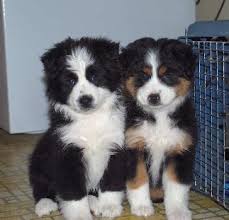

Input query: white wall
[0,0,195,133]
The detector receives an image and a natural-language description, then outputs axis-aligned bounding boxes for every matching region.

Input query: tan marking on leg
[176,78,191,97]
[125,77,136,96]
[165,134,194,184]
[127,154,149,189]
[150,187,164,201]
[125,127,145,150]
[166,162,178,183]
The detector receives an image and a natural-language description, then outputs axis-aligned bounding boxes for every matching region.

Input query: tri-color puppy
[120,38,197,220]
[29,37,126,220]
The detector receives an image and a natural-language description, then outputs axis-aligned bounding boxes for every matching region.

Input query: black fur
[165,97,197,185]
[100,149,128,192]
[29,37,126,206]
[42,37,121,104]
[126,98,197,186]
[121,38,197,188]
[125,97,156,129]
[120,38,196,90]
[29,129,87,202]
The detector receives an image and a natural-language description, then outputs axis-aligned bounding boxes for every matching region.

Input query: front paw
[100,204,123,218]
[95,191,124,218]
[88,195,100,216]
[62,208,93,220]
[167,209,192,220]
[35,198,58,217]
[60,198,93,220]
[131,204,154,217]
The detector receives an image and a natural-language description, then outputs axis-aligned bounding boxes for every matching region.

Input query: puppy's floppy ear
[158,38,196,80]
[174,42,196,79]
[162,40,196,79]
[97,39,120,59]
[41,37,75,78]
[119,48,136,72]
[119,38,156,78]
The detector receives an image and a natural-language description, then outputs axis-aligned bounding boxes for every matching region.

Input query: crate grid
[190,39,229,208]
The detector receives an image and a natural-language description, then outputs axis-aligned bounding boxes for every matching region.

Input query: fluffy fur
[29,37,127,220]
[120,38,197,220]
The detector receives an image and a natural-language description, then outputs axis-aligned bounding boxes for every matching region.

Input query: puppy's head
[120,38,196,111]
[41,37,120,113]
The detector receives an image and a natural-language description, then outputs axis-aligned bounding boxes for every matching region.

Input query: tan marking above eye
[143,66,152,76]
[166,162,178,182]
[158,65,167,77]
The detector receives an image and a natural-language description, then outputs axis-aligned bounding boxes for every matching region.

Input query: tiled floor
[0,129,229,220]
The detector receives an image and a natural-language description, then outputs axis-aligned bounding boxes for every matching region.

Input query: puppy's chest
[60,109,125,190]
[61,109,125,149]
[139,114,184,151]
[136,113,185,184]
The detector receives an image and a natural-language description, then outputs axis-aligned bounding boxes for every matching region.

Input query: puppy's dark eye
[69,78,76,85]
[88,72,97,82]
[141,72,151,81]
[135,71,151,87]
[66,76,78,86]
[160,73,178,86]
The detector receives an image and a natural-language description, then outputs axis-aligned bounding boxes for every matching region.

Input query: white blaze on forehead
[144,50,161,94]
[146,49,159,73]
[137,49,177,109]
[67,47,94,79]
[66,47,97,112]
[145,49,161,89]
[65,46,114,114]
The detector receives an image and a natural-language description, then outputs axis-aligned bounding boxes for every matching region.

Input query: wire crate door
[192,40,229,208]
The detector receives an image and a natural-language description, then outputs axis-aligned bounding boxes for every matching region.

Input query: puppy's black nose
[79,95,93,109]
[148,93,160,106]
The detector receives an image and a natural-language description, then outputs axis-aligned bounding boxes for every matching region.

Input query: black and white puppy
[29,37,126,220]
[120,38,197,220]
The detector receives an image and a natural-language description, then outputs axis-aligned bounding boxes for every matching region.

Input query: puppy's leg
[126,151,154,217]
[29,158,58,217]
[31,176,58,217]
[163,173,191,220]
[57,147,92,220]
[92,150,126,218]
[60,197,92,220]
[93,190,124,218]
[150,187,164,203]
[163,149,194,220]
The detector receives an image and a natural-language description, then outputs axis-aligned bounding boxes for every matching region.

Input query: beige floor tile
[0,129,228,220]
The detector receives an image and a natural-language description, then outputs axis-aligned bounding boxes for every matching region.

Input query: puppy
[120,38,197,220]
[29,37,126,220]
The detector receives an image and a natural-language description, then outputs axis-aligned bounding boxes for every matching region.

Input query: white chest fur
[137,110,187,185]
[58,102,125,190]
